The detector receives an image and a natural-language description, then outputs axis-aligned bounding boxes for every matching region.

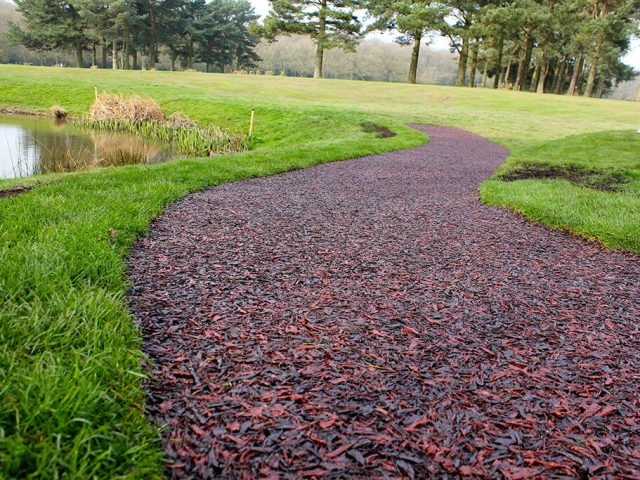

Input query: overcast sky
[249,0,640,70]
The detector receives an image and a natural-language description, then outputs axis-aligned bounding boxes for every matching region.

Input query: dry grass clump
[90,93,165,123]
[50,105,68,119]
[168,112,197,128]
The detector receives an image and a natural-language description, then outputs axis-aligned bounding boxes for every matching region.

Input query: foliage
[84,92,249,155]
[80,118,251,156]
[7,0,261,71]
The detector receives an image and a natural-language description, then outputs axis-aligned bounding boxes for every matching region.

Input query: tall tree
[443,0,488,86]
[9,0,88,67]
[198,0,260,71]
[368,0,448,83]
[263,0,362,78]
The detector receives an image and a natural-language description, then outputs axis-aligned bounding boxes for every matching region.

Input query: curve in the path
[128,126,640,479]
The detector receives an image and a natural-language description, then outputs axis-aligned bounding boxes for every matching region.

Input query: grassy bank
[482,130,640,252]
[0,65,638,478]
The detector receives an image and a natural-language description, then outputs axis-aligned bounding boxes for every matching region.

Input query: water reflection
[0,115,174,179]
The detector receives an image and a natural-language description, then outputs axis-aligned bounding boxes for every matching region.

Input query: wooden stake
[94,86,98,101]
[249,110,255,137]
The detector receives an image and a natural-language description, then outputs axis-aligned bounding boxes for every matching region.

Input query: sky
[249,0,640,70]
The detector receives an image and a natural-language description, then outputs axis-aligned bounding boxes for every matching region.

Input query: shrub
[50,105,68,119]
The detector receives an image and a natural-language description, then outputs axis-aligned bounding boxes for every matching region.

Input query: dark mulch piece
[128,126,640,479]
[500,162,630,192]
[361,122,396,138]
[0,184,34,199]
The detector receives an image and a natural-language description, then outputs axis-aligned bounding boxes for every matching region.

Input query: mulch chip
[128,126,640,479]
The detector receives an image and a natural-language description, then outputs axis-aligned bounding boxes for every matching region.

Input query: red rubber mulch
[127,126,640,479]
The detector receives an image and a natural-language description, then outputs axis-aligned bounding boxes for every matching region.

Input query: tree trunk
[529,63,539,92]
[170,54,176,71]
[314,43,324,79]
[482,60,488,88]
[147,3,158,69]
[504,60,512,88]
[121,42,126,69]
[550,61,560,92]
[530,62,540,92]
[75,43,83,68]
[92,43,97,67]
[468,38,479,87]
[553,57,567,94]
[407,31,421,84]
[455,30,470,86]
[584,39,603,97]
[112,41,117,70]
[493,35,504,89]
[187,39,194,69]
[124,33,130,70]
[101,40,107,68]
[596,74,605,98]
[132,50,138,70]
[536,55,549,93]
[515,31,532,91]
[314,0,327,78]
[567,52,584,95]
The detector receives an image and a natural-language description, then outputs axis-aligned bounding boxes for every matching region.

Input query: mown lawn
[0,64,638,478]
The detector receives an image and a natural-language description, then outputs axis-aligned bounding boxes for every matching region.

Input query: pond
[0,115,175,179]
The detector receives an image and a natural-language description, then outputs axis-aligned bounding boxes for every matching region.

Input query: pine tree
[197,0,260,72]
[368,0,448,83]
[263,0,362,78]
[9,0,88,67]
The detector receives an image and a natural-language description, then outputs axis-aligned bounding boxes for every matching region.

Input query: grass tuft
[78,118,250,157]
[49,105,68,119]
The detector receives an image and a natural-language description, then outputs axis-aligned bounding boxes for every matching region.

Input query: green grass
[481,130,640,251]
[0,64,638,478]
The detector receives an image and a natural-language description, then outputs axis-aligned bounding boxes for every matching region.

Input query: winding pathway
[128,126,640,479]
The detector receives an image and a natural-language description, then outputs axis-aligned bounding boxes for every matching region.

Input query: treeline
[7,0,260,72]
[5,0,639,98]
[256,36,460,84]
[261,0,639,97]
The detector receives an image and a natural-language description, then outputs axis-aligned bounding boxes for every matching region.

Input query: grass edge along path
[481,129,640,253]
[0,119,425,479]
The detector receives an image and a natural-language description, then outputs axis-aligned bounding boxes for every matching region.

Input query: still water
[0,115,174,179]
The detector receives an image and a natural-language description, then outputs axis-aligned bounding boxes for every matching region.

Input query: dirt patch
[500,162,630,192]
[0,184,34,199]
[361,122,396,138]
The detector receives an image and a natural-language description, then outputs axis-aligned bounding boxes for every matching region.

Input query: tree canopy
[8,0,261,71]
[262,0,363,77]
